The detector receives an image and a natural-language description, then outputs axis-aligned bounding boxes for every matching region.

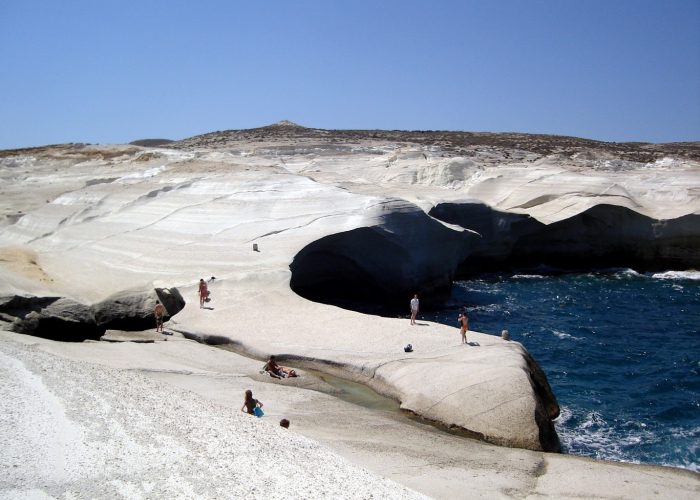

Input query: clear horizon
[1,0,699,149]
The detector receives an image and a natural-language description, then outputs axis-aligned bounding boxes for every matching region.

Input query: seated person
[241,389,263,417]
[264,355,298,378]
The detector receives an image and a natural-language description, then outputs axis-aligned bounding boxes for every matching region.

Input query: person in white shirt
[410,294,419,325]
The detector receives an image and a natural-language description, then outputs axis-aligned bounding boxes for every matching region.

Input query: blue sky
[1,0,699,148]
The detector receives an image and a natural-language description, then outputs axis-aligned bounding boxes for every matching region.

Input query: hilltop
[168,122,700,164]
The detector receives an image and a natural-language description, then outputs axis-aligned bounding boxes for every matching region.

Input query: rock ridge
[167,125,700,163]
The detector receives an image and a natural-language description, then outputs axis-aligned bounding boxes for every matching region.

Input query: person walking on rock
[154,300,166,333]
[410,294,419,325]
[198,278,208,308]
[458,311,469,344]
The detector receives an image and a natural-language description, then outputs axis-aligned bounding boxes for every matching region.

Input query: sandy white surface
[1,331,698,499]
[0,333,423,499]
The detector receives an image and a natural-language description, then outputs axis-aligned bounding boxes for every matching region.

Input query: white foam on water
[551,329,582,341]
[554,405,573,424]
[580,411,607,429]
[557,409,656,464]
[512,274,546,279]
[652,270,700,281]
[609,268,643,279]
[470,303,511,315]
[554,408,700,471]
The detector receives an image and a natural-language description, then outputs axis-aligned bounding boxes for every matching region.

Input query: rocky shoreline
[2,329,698,499]
[1,124,698,496]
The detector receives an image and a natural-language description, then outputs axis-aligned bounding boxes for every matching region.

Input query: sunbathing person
[264,355,297,379]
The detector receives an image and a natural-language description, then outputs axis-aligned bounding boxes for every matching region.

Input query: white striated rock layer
[0,130,699,495]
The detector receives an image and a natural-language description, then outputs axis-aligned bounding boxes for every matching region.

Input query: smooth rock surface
[0,127,699,494]
[0,331,421,499]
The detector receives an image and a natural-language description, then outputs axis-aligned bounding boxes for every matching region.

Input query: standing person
[154,300,166,333]
[241,389,263,417]
[198,278,208,308]
[458,311,469,344]
[410,294,419,325]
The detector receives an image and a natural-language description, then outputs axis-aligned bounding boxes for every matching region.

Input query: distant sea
[425,270,700,472]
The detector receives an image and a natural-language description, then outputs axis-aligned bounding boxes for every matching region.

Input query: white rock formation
[0,129,698,459]
[2,329,697,499]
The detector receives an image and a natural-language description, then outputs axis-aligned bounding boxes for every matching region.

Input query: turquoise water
[425,269,700,472]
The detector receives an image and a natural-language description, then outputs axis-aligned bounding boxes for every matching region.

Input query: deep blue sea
[425,269,700,472]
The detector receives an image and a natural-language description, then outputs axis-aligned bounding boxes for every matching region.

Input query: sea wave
[512,274,546,279]
[469,303,511,315]
[651,270,700,281]
[550,330,582,341]
[608,268,643,279]
[556,407,700,472]
[556,408,655,463]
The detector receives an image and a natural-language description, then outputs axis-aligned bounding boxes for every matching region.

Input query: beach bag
[253,406,264,418]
